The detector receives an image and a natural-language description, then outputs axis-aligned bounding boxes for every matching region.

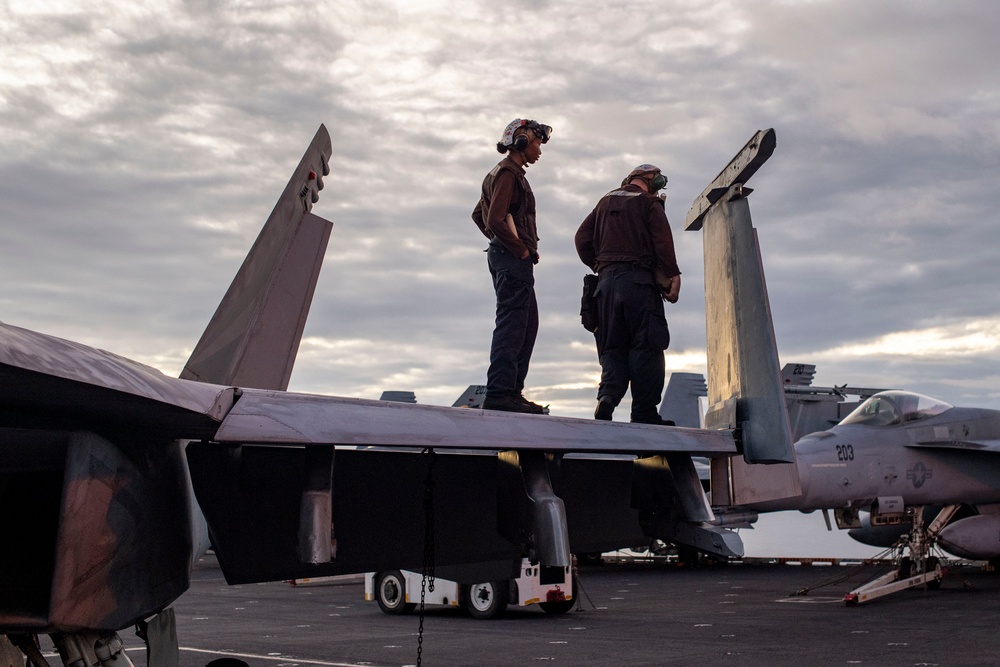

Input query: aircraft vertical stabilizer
[688,129,801,505]
[180,125,334,390]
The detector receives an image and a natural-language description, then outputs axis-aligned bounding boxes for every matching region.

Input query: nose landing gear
[844,505,957,605]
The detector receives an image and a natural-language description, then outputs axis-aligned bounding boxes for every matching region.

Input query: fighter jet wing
[1,319,735,456]
[213,388,736,454]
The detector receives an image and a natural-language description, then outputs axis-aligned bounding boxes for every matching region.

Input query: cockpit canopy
[840,391,953,427]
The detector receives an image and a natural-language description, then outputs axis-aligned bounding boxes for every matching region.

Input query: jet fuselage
[747,392,1000,513]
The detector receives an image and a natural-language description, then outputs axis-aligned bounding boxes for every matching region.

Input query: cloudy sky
[3,0,999,427]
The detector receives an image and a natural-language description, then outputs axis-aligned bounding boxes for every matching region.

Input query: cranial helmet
[497,119,553,154]
[622,164,667,192]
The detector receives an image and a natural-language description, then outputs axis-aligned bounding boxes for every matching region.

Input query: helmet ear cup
[650,173,667,191]
[512,131,530,152]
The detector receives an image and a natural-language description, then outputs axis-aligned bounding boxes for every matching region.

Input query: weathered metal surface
[188,446,523,584]
[698,183,800,506]
[657,521,744,559]
[0,321,232,426]
[499,450,572,567]
[684,128,775,231]
[188,445,735,586]
[659,372,707,428]
[701,186,795,465]
[0,430,192,632]
[0,126,336,641]
[180,125,334,391]
[213,389,737,455]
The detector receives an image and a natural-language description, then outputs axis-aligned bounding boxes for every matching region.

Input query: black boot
[484,394,539,414]
[517,394,546,414]
[594,397,615,421]
[631,414,675,426]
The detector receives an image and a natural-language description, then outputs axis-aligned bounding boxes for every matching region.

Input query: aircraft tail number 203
[836,444,855,461]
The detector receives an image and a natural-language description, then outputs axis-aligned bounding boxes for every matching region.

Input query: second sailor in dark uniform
[574,164,681,424]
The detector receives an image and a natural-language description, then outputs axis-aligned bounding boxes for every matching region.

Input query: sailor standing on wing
[471,118,552,414]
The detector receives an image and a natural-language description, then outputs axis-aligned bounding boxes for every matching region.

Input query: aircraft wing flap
[214,389,737,454]
[908,439,1000,453]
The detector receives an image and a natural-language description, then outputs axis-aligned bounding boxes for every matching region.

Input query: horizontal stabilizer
[685,128,775,231]
[180,125,334,391]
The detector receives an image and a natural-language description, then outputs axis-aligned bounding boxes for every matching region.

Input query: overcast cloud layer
[2,0,999,424]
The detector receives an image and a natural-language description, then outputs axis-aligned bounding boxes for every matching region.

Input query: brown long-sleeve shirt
[472,156,538,260]
[575,184,680,278]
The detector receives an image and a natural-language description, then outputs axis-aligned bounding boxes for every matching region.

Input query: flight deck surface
[72,553,1000,666]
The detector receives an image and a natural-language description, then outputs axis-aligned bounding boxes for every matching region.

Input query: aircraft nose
[794,431,844,510]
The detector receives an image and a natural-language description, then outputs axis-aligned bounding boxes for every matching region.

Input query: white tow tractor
[365,559,576,619]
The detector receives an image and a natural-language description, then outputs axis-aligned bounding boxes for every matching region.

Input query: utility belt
[598,261,652,277]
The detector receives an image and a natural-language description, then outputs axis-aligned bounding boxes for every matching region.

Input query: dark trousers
[594,268,670,421]
[486,242,538,398]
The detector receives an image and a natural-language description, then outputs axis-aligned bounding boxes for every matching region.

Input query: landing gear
[925,556,942,590]
[897,556,912,579]
[844,505,957,605]
[6,631,137,667]
[5,608,180,667]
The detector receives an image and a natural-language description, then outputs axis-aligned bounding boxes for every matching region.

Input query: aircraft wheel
[925,557,942,590]
[464,581,509,619]
[375,571,416,615]
[898,557,912,580]
[577,552,603,566]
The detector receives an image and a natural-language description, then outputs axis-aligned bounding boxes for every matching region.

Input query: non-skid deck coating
[65,553,1000,667]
